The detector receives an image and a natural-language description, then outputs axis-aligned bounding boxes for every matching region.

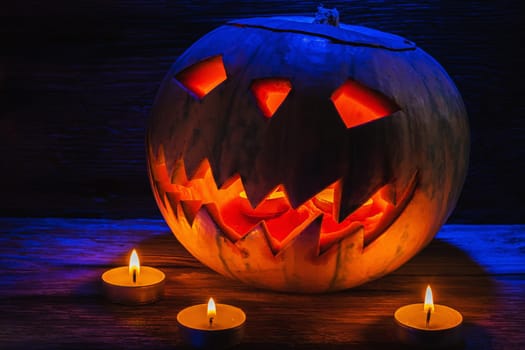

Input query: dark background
[0,0,523,223]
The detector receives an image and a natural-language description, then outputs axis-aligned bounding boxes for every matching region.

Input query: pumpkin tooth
[241,174,282,210]
[171,158,189,185]
[283,174,340,210]
[165,192,181,219]
[338,178,384,223]
[202,203,242,242]
[362,171,418,246]
[234,224,276,261]
[381,170,418,208]
[188,159,211,180]
[149,149,171,185]
[258,221,282,256]
[219,173,242,190]
[180,200,203,226]
[183,153,209,181]
[208,155,239,190]
[276,216,322,258]
[157,191,169,215]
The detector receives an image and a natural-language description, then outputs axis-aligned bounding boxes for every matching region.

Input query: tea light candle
[102,249,165,305]
[177,298,246,349]
[394,285,463,348]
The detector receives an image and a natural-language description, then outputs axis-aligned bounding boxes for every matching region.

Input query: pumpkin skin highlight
[147,16,469,293]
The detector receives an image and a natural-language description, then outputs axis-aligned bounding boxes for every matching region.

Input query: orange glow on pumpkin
[175,55,227,99]
[148,150,416,253]
[251,78,292,118]
[220,179,408,251]
[331,79,399,128]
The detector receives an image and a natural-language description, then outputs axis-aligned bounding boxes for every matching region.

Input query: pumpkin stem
[313,4,339,27]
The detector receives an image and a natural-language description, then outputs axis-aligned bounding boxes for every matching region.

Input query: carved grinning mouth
[149,147,418,255]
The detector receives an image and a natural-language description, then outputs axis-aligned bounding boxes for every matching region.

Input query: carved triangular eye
[251,78,292,118]
[331,79,399,128]
[175,55,227,99]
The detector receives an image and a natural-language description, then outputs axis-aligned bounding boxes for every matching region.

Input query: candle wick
[426,308,431,328]
[209,317,214,327]
[133,269,137,284]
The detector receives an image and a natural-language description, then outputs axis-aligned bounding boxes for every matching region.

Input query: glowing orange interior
[221,182,398,252]
[251,78,292,118]
[175,55,227,99]
[150,152,415,253]
[331,79,399,128]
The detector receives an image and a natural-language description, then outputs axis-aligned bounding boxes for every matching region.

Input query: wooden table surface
[0,218,523,349]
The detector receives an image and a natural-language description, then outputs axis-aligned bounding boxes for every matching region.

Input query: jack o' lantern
[146,11,469,293]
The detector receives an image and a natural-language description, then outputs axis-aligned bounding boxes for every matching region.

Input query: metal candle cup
[394,286,463,348]
[177,298,246,349]
[101,249,165,305]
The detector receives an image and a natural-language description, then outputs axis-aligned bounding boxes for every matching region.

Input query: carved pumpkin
[147,15,469,292]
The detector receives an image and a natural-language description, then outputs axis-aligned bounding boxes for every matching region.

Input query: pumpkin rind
[147,16,469,292]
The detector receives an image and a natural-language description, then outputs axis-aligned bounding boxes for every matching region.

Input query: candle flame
[424,285,435,313]
[129,249,140,279]
[207,297,217,319]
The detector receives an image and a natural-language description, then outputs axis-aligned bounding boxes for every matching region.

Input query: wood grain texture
[0,0,523,222]
[0,218,523,349]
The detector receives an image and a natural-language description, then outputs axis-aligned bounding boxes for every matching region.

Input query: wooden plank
[0,218,523,349]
